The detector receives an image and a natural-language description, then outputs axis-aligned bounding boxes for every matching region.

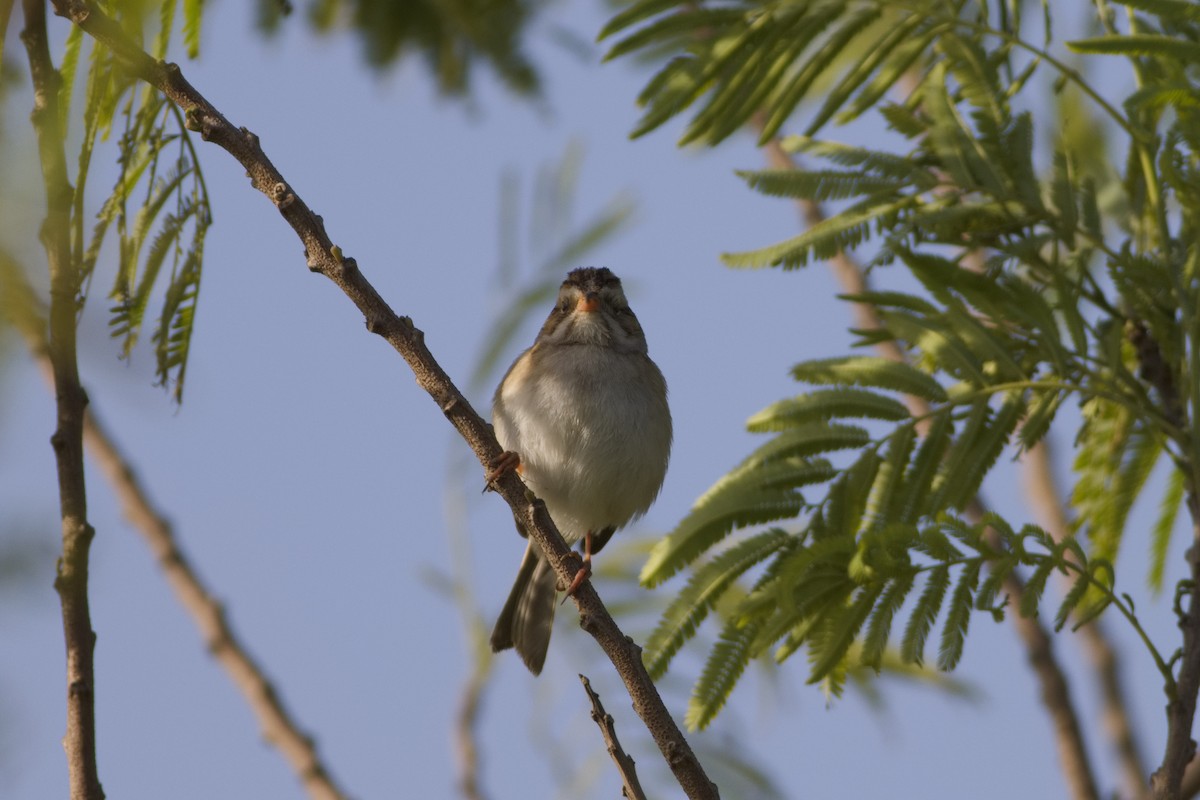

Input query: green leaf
[742,423,871,468]
[641,474,806,587]
[644,529,793,678]
[604,7,747,62]
[1067,35,1200,63]
[736,169,907,202]
[901,564,950,665]
[861,571,915,669]
[1149,467,1186,593]
[1118,0,1200,22]
[57,25,85,136]
[1054,570,1093,632]
[807,583,884,683]
[879,310,987,386]
[938,560,981,670]
[791,355,947,402]
[758,5,877,141]
[597,0,687,40]
[1019,557,1056,619]
[184,0,204,58]
[931,393,1024,511]
[747,388,909,432]
[722,196,915,269]
[688,615,764,730]
[898,410,953,521]
[865,424,918,529]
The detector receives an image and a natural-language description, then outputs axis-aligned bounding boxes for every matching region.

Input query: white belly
[493,344,671,543]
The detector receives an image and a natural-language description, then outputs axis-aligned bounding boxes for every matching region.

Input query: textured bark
[22,1,103,797]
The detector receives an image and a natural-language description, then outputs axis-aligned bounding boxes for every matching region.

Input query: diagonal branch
[0,258,352,800]
[759,132,1100,800]
[51,3,719,797]
[82,397,352,800]
[20,1,103,797]
[580,673,647,800]
[1022,439,1149,800]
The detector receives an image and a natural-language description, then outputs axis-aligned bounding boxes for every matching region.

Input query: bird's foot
[483,450,521,492]
[562,556,592,603]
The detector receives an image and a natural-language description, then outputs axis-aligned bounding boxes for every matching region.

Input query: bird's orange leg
[563,530,594,600]
[484,450,522,490]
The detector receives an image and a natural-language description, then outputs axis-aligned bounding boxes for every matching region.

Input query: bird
[487,267,672,675]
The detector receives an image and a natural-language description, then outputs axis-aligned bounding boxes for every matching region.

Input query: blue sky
[0,2,1189,798]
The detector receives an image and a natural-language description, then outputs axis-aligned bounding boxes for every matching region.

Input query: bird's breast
[493,345,671,540]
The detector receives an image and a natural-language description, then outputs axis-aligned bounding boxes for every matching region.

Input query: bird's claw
[483,450,521,492]
[561,556,592,603]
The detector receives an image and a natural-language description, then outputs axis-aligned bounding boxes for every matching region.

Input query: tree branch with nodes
[20,1,102,797]
[47,1,719,797]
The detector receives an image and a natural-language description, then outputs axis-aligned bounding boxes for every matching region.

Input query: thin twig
[759,127,1100,800]
[20,2,104,798]
[1022,439,1149,800]
[580,674,647,800]
[444,473,493,800]
[0,259,352,800]
[51,3,719,797]
[81,399,351,799]
[1129,322,1200,800]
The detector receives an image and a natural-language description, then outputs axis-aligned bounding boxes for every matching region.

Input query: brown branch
[1156,493,1200,800]
[444,477,493,800]
[1022,439,1149,800]
[453,657,489,800]
[759,128,1099,800]
[51,2,718,797]
[1180,754,1200,799]
[0,258,353,800]
[580,674,647,800]
[83,399,351,798]
[1129,321,1200,800]
[20,2,103,798]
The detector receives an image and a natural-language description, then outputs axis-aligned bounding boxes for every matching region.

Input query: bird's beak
[576,293,600,313]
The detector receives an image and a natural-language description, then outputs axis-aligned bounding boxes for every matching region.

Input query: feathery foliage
[605,0,1200,728]
[39,1,214,402]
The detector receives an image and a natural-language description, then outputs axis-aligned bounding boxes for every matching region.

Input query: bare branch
[0,257,353,800]
[82,399,352,798]
[1128,321,1200,800]
[20,2,104,797]
[758,126,1099,800]
[580,674,647,800]
[50,3,718,797]
[1022,440,1149,800]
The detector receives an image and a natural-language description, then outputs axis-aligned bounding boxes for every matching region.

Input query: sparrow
[488,267,672,675]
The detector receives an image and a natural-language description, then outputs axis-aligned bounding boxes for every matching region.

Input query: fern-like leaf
[1068,35,1200,63]
[746,388,909,432]
[807,583,884,683]
[1149,467,1186,593]
[937,560,981,670]
[901,564,950,665]
[643,529,792,678]
[641,481,806,587]
[687,615,764,730]
[791,355,947,401]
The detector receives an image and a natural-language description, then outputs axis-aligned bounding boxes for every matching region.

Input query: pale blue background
[0,3,1186,798]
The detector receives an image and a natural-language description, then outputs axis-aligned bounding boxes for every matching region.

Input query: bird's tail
[490,543,558,675]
